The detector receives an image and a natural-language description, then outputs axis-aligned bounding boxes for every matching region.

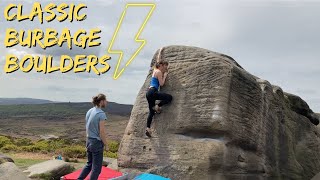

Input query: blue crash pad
[134,173,171,180]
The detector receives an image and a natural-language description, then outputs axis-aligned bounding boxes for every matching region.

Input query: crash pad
[61,166,124,180]
[134,173,171,180]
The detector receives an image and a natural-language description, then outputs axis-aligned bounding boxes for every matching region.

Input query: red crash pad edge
[61,166,125,180]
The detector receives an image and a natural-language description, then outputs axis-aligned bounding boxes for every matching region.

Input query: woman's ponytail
[154,47,163,69]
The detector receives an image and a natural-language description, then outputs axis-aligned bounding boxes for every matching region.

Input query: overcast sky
[0,0,319,111]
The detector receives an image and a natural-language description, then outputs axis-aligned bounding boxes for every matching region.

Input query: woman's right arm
[157,70,167,86]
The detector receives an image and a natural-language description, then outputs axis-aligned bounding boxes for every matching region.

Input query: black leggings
[146,87,172,128]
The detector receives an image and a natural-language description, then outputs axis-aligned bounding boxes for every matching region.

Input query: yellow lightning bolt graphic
[108,3,156,80]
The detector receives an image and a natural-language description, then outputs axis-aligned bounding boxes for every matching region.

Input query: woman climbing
[145,48,173,137]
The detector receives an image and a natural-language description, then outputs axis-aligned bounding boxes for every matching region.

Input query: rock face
[24,160,74,179]
[103,157,119,170]
[312,172,320,180]
[0,162,30,180]
[0,153,14,164]
[118,46,320,180]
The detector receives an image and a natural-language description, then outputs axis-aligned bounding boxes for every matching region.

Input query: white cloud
[7,48,29,59]
[0,0,319,111]
[95,0,114,7]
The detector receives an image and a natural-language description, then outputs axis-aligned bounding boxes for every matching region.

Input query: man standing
[78,93,109,180]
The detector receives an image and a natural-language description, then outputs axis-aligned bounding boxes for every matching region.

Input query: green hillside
[0,102,132,119]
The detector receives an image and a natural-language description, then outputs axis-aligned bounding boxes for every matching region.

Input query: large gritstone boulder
[118,45,320,180]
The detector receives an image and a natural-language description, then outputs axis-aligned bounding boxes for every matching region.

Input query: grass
[0,103,88,118]
[6,152,88,171]
[1,136,120,162]
[14,158,48,170]
[0,102,131,142]
[0,102,132,118]
[6,152,51,170]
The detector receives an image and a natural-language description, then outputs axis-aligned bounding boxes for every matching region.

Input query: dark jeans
[77,138,104,180]
[146,87,172,128]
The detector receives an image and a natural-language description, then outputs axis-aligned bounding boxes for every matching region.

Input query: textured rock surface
[23,160,74,179]
[0,153,14,164]
[103,157,119,170]
[118,45,320,180]
[0,162,30,180]
[312,172,320,180]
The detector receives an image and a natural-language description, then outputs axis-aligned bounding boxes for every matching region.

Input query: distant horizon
[0,96,318,113]
[0,97,134,106]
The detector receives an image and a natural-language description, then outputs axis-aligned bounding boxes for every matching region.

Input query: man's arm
[99,121,107,146]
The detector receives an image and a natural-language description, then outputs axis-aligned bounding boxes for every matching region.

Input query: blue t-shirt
[85,107,107,141]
